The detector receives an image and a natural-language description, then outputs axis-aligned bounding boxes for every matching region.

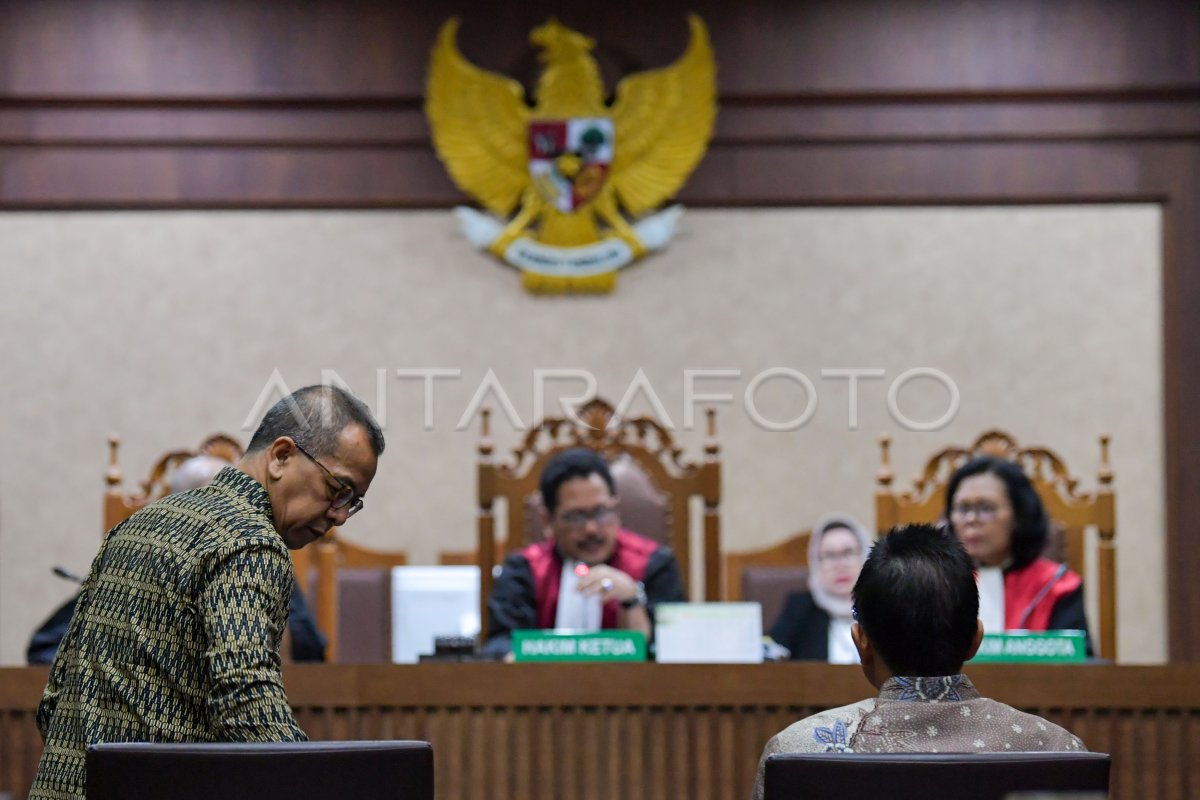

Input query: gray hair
[246,385,385,458]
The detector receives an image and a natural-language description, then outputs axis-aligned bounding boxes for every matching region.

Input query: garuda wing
[426,19,531,216]
[609,15,716,217]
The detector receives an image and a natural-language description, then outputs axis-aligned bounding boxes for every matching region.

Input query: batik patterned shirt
[30,468,307,800]
[751,674,1085,800]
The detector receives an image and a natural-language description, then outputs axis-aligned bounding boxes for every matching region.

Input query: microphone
[52,566,84,584]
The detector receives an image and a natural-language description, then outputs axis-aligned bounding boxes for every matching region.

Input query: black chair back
[765,752,1110,800]
[87,740,433,800]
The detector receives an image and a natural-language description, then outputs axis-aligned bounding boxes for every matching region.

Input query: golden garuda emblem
[426,15,717,293]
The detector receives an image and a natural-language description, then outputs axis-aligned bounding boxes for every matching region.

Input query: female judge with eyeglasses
[945,456,1092,651]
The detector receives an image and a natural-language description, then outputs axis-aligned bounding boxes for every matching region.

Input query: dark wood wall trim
[1,0,1198,657]
[0,108,1195,206]
[3,90,1198,144]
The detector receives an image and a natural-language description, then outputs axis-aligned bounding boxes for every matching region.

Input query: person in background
[945,456,1090,645]
[750,524,1085,800]
[166,453,235,495]
[483,447,685,657]
[767,514,871,662]
[30,385,383,800]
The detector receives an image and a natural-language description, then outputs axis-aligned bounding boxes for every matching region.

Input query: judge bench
[2,662,1198,800]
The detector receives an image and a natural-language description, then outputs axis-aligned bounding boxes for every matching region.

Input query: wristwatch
[620,581,648,610]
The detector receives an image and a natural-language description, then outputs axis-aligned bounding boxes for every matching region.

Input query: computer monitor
[390,566,480,663]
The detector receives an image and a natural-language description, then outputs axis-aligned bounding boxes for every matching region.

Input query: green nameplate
[971,631,1087,663]
[512,630,647,662]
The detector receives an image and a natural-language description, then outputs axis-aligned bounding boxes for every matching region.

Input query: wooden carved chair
[473,397,721,633]
[722,530,811,632]
[875,430,1116,660]
[292,533,408,663]
[103,433,244,534]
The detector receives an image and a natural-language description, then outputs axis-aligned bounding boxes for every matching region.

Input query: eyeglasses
[817,547,861,565]
[949,501,1001,521]
[293,441,364,518]
[556,506,618,529]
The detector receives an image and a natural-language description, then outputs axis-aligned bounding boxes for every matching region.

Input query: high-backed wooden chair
[722,530,811,632]
[103,433,244,534]
[722,531,811,601]
[291,532,408,663]
[875,429,1116,660]
[475,397,721,632]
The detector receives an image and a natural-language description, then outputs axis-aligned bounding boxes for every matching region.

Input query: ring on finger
[601,577,614,592]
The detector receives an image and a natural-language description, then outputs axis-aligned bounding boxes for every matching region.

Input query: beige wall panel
[0,207,1162,664]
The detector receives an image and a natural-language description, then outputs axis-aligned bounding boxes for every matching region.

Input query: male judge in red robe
[483,448,685,656]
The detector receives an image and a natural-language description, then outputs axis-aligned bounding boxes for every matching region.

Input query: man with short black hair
[483,447,685,656]
[31,385,384,800]
[751,524,1084,800]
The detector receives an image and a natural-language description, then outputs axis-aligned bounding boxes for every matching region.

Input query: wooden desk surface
[3,663,1198,800]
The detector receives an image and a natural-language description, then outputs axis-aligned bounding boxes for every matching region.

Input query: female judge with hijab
[945,455,1091,646]
[767,514,871,663]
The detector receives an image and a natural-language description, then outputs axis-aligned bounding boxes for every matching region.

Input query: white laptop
[654,602,764,663]
[390,566,481,663]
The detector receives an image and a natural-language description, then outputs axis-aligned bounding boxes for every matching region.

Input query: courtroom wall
[0,206,1162,664]
[3,2,1197,657]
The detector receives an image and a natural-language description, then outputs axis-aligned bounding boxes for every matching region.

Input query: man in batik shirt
[31,386,384,800]
[751,524,1084,800]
